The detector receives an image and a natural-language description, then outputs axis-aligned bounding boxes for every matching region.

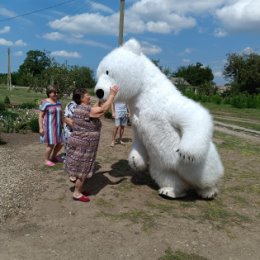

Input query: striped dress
[39,99,63,144]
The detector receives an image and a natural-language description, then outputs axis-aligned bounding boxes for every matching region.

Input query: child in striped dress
[39,85,63,166]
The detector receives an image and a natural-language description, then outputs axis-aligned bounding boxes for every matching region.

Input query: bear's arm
[170,101,214,162]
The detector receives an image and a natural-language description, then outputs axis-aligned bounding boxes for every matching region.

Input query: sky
[0,0,259,86]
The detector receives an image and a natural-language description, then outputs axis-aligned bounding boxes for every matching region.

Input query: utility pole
[118,0,125,46]
[7,47,12,91]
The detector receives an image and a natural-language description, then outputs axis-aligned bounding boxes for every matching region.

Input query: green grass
[0,85,73,106]
[203,102,260,121]
[214,118,260,131]
[159,248,208,260]
[95,198,115,208]
[98,209,157,231]
[198,200,251,226]
[0,85,46,104]
[214,131,260,155]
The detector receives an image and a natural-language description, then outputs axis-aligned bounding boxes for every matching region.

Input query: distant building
[169,77,198,94]
[216,85,231,94]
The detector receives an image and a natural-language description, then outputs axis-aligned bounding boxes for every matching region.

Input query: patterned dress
[65,104,102,179]
[39,99,63,144]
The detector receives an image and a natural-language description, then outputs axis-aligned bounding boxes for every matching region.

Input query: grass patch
[95,198,114,208]
[198,200,251,227]
[203,103,260,121]
[118,181,136,192]
[214,131,260,155]
[147,201,176,214]
[0,86,46,104]
[0,85,72,107]
[215,118,260,131]
[98,209,157,231]
[159,247,208,260]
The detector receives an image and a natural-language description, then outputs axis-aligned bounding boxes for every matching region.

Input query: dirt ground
[0,118,259,260]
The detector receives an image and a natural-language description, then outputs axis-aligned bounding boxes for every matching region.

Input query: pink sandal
[45,160,55,167]
[73,195,90,202]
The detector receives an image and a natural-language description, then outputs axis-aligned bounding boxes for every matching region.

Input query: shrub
[0,109,38,133]
[4,96,10,105]
[29,118,39,132]
[19,102,38,109]
[211,95,222,104]
[0,102,5,112]
[0,110,19,120]
[104,111,112,119]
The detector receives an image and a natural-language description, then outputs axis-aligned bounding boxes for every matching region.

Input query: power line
[0,0,79,23]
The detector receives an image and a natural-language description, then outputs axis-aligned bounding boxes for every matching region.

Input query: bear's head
[95,39,147,102]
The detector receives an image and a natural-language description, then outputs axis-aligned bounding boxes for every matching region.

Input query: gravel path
[0,134,45,223]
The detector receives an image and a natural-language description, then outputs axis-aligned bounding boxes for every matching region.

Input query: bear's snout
[96,89,104,99]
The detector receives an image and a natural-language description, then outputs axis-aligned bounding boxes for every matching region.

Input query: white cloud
[0,7,16,17]
[128,1,196,34]
[49,13,119,35]
[140,41,162,55]
[214,28,227,37]
[242,47,254,55]
[182,58,191,64]
[14,39,27,47]
[89,1,114,14]
[47,0,260,40]
[0,26,10,34]
[178,48,193,56]
[50,50,81,58]
[42,32,64,41]
[216,0,260,33]
[14,51,23,57]
[66,38,110,49]
[213,70,223,78]
[0,38,27,47]
[0,38,12,46]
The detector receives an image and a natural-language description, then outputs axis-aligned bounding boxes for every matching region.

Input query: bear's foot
[197,187,218,199]
[158,187,187,199]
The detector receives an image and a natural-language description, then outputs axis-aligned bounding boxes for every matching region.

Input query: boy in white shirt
[111,102,129,147]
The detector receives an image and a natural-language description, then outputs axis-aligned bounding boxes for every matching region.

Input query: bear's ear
[123,38,142,55]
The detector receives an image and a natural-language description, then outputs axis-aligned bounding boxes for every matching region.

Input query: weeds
[159,247,208,260]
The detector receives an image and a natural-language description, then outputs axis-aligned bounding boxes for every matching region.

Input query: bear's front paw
[128,154,147,172]
[176,148,196,163]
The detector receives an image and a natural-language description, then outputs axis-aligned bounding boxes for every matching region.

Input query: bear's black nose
[96,89,104,99]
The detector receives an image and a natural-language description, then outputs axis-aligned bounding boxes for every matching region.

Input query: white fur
[95,39,224,199]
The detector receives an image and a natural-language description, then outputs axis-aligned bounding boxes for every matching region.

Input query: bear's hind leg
[128,149,148,171]
[128,130,148,172]
[150,167,189,199]
[197,186,219,199]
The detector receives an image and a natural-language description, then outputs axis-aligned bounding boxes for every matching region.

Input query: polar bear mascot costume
[95,39,224,199]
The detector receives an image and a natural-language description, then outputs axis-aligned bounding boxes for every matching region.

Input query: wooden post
[118,0,125,46]
[7,47,12,91]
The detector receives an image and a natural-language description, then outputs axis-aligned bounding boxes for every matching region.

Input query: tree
[174,62,214,87]
[27,62,96,95]
[18,50,53,86]
[69,66,96,89]
[152,59,173,77]
[19,50,52,76]
[224,53,260,94]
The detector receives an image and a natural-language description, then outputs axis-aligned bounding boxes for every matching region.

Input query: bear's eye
[106,70,109,75]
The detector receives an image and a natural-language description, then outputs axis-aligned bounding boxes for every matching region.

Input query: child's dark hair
[73,88,88,105]
[46,85,58,97]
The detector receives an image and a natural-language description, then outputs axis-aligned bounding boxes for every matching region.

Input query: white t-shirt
[114,102,128,119]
